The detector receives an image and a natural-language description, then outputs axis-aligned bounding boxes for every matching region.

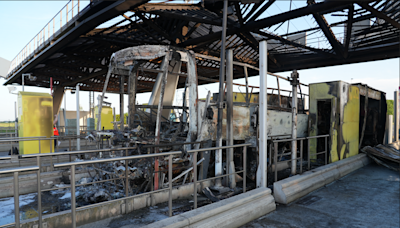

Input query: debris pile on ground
[73,157,154,204]
[361,144,400,171]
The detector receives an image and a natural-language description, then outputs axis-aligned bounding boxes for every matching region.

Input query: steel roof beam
[243,1,263,22]
[137,13,175,44]
[308,0,345,58]
[62,68,108,87]
[180,0,350,48]
[136,8,222,26]
[234,2,244,26]
[121,14,164,44]
[247,0,276,22]
[254,30,337,59]
[344,5,354,58]
[358,1,400,29]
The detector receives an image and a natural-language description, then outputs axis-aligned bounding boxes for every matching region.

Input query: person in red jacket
[53,115,59,151]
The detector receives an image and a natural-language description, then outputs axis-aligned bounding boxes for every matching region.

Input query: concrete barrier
[143,187,276,228]
[274,153,370,204]
[19,180,213,228]
[390,141,400,150]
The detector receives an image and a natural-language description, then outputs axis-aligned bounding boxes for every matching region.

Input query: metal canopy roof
[4,0,400,94]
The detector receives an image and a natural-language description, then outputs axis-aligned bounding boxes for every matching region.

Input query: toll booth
[94,105,113,130]
[18,91,54,154]
[309,81,360,163]
[309,81,387,163]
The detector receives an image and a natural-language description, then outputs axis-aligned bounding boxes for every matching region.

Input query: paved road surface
[242,163,400,228]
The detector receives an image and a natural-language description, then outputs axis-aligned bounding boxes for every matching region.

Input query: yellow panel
[309,82,360,163]
[94,106,114,130]
[18,92,53,154]
[341,85,360,159]
[232,92,259,103]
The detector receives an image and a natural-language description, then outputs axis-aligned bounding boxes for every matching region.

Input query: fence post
[39,139,41,154]
[37,156,42,228]
[50,139,54,171]
[125,155,129,214]
[193,151,197,209]
[308,138,310,170]
[71,165,76,228]
[168,154,173,217]
[300,139,303,174]
[66,3,69,22]
[243,146,247,193]
[14,172,20,228]
[269,143,272,168]
[325,136,328,165]
[274,142,278,182]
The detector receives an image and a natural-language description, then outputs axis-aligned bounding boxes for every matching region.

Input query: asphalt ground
[241,163,400,228]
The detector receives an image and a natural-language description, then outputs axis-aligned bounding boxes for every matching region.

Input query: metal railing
[21,146,138,170]
[0,135,90,155]
[0,143,251,228]
[57,125,92,136]
[271,134,329,182]
[0,146,150,228]
[0,133,17,137]
[187,143,251,209]
[307,135,329,170]
[0,127,17,135]
[54,151,182,228]
[7,0,89,76]
[0,136,46,155]
[0,145,138,173]
[0,166,40,228]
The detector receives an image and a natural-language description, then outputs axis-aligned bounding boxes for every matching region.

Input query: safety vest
[53,126,59,136]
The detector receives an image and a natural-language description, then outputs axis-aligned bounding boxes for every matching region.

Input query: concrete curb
[142,187,276,228]
[273,153,370,204]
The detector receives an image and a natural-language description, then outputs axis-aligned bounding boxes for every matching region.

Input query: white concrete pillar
[388,115,393,144]
[257,41,268,188]
[290,70,298,175]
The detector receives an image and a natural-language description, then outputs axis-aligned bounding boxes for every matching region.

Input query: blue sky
[0,0,398,121]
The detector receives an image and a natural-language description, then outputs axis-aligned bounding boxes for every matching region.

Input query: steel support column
[290,70,299,175]
[52,87,65,116]
[226,49,235,188]
[128,64,139,129]
[215,0,228,187]
[76,84,80,151]
[257,40,268,188]
[120,75,125,130]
